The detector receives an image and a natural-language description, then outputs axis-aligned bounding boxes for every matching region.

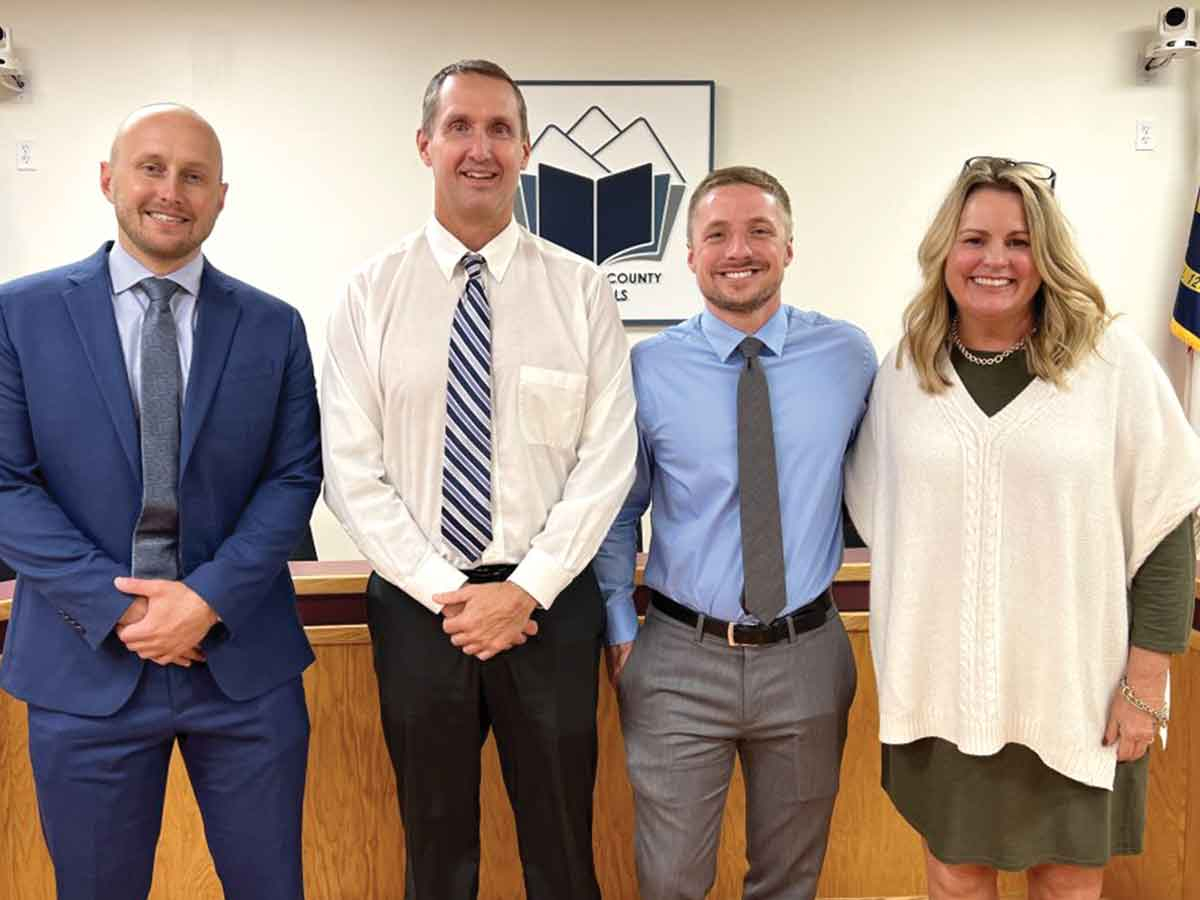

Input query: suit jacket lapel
[181,262,240,476]
[62,245,140,481]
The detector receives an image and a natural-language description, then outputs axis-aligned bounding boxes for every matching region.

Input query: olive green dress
[881,345,1197,870]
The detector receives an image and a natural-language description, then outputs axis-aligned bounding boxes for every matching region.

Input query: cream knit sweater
[845,323,1200,788]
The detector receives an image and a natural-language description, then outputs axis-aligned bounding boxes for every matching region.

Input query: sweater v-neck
[941,348,1056,434]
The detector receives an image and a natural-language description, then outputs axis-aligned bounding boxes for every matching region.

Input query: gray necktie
[131,277,181,580]
[737,336,786,623]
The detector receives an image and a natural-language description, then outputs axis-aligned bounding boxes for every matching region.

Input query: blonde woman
[846,157,1200,899]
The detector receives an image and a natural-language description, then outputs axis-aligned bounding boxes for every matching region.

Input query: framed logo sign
[515,80,715,324]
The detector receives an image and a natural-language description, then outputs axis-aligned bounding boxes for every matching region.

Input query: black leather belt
[462,564,517,584]
[649,588,832,647]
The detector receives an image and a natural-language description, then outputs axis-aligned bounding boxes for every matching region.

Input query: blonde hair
[900,159,1110,393]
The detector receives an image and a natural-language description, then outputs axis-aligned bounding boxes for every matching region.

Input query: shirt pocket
[517,365,587,449]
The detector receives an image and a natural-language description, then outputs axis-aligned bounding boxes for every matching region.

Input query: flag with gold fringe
[1172,188,1200,351]
[1173,188,1200,432]
[1170,189,1200,621]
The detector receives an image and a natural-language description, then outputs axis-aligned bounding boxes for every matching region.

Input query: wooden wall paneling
[0,683,53,900]
[708,756,748,897]
[151,754,220,898]
[1183,633,1200,900]
[2,613,1197,899]
[478,724,524,894]
[300,633,406,897]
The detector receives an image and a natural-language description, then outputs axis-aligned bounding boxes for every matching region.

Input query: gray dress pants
[618,602,856,900]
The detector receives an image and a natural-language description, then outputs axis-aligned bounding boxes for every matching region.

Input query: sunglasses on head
[962,156,1056,191]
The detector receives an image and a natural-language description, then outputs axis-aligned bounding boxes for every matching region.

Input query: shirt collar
[700,305,789,363]
[107,242,205,298]
[424,216,520,284]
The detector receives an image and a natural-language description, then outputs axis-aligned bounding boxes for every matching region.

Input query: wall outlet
[15,140,34,171]
[1136,119,1157,151]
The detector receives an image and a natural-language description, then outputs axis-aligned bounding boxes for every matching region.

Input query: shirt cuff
[404,552,468,613]
[604,597,640,645]
[509,546,574,610]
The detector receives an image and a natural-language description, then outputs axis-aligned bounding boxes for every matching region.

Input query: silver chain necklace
[950,320,1035,366]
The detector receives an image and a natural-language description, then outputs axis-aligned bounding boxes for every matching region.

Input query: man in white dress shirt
[321,59,637,899]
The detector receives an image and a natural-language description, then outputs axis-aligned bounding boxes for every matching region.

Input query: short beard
[701,284,778,316]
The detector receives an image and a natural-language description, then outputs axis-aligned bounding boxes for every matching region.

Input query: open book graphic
[514,109,687,265]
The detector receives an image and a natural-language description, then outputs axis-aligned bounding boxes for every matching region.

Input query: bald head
[109,103,224,178]
[100,102,229,275]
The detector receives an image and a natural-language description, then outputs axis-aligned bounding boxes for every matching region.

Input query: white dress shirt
[321,217,637,613]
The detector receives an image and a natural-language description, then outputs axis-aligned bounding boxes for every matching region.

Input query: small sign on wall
[516,80,715,324]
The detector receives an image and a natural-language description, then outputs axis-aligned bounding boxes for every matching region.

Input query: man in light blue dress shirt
[595,166,876,900]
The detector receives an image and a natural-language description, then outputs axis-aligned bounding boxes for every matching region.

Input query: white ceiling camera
[0,25,27,94]
[1144,7,1200,71]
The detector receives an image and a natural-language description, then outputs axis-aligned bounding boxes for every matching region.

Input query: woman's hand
[1103,646,1169,762]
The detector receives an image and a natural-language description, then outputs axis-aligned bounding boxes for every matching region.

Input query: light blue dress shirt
[595,305,877,645]
[107,243,202,416]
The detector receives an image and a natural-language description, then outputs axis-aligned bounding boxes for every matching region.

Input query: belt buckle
[726,622,747,648]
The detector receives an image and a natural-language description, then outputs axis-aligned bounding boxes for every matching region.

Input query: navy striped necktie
[441,253,493,562]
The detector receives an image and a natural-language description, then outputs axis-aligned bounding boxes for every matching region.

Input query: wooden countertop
[0,552,867,623]
[285,548,872,598]
[3,550,1198,651]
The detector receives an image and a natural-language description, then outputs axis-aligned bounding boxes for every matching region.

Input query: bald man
[0,104,321,899]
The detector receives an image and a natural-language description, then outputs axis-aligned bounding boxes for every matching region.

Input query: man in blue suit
[0,103,321,899]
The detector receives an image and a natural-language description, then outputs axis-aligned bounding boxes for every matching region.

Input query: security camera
[0,25,27,94]
[1160,5,1198,39]
[1144,7,1200,71]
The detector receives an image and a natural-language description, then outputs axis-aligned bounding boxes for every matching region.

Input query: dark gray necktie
[131,277,181,580]
[737,336,786,623]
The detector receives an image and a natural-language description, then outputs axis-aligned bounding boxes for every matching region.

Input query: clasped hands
[436,581,538,661]
[112,577,220,668]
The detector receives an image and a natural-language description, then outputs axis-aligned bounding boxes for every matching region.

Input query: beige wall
[0,0,1194,559]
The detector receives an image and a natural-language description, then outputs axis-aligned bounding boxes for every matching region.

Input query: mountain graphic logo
[514,106,688,266]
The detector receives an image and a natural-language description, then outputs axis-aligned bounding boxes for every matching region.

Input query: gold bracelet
[1119,676,1169,727]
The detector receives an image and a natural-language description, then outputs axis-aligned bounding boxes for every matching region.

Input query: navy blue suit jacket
[0,244,321,716]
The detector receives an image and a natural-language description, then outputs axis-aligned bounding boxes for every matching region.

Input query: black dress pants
[366,566,604,900]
